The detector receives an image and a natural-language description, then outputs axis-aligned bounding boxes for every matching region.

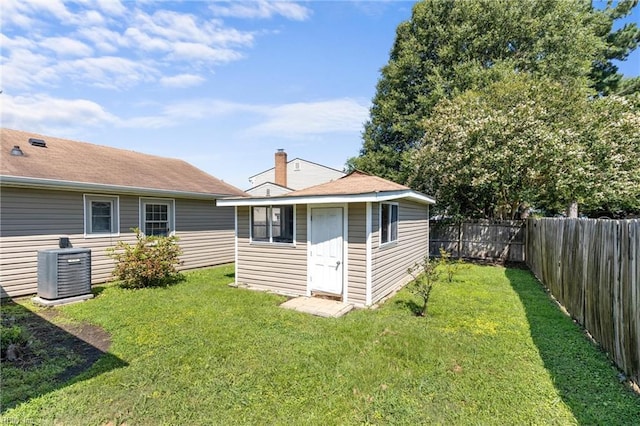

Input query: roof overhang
[216,190,435,207]
[0,175,235,200]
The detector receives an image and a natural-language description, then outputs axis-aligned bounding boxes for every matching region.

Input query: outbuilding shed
[217,171,435,307]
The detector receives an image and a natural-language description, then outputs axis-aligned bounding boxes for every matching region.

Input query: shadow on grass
[1,300,127,413]
[394,299,423,316]
[506,268,640,424]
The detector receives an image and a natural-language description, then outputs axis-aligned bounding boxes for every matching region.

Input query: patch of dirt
[2,303,111,383]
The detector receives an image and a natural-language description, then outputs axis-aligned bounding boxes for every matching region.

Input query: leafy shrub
[407,254,441,317]
[107,228,183,289]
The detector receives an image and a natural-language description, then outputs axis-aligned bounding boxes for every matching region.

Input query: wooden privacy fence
[526,218,639,384]
[429,220,525,262]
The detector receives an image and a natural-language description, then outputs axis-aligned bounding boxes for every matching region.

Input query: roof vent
[29,138,47,148]
[10,145,24,156]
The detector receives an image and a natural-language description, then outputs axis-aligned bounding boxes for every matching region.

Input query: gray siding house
[246,149,345,196]
[218,171,435,307]
[0,128,246,298]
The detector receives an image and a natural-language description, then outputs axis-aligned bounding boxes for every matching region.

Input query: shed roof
[218,171,435,206]
[1,128,246,198]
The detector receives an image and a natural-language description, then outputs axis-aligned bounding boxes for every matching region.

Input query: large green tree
[589,0,640,95]
[351,0,639,184]
[408,76,640,219]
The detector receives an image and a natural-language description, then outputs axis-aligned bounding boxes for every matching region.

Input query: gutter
[216,190,435,207]
[0,175,237,200]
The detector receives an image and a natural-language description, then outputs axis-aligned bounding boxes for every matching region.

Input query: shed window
[84,195,119,236]
[251,205,294,244]
[380,203,398,245]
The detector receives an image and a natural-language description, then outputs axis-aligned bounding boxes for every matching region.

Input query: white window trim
[139,197,176,237]
[83,194,120,238]
[250,205,296,246]
[379,202,399,247]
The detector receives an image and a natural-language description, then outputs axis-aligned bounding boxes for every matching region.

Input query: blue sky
[2,1,639,190]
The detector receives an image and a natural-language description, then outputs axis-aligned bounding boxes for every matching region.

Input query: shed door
[310,207,343,294]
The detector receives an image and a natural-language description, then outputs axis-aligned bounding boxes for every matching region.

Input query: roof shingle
[1,128,245,197]
[284,170,410,197]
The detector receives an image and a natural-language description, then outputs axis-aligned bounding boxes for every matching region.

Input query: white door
[310,207,344,294]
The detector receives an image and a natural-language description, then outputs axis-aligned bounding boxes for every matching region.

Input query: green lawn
[2,264,639,425]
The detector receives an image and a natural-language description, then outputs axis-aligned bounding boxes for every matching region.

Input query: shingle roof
[1,128,245,197]
[284,170,410,197]
[216,170,435,206]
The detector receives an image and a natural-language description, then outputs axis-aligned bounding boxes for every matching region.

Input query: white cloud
[210,0,311,21]
[168,42,244,63]
[248,99,369,137]
[1,93,369,140]
[1,1,285,92]
[160,74,206,88]
[1,47,53,90]
[53,56,158,89]
[39,37,94,57]
[123,27,171,52]
[133,9,254,46]
[94,0,127,16]
[76,27,127,54]
[1,94,119,131]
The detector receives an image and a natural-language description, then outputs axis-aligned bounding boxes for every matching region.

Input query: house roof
[1,128,246,198]
[217,171,435,206]
[248,157,345,180]
[245,181,292,193]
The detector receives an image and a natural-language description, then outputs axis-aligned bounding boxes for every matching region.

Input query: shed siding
[236,205,308,296]
[371,200,429,304]
[347,202,367,305]
[0,187,234,298]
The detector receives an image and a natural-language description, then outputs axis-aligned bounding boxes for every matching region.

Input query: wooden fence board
[430,220,525,262]
[526,218,640,384]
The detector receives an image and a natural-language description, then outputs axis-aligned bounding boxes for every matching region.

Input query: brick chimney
[275,149,287,187]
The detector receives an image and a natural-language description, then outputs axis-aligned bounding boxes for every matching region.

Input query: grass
[2,264,639,425]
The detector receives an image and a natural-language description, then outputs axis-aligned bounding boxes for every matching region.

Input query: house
[217,171,435,307]
[246,149,345,196]
[0,128,246,298]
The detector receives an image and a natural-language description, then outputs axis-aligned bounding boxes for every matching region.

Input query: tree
[589,0,640,95]
[351,0,607,182]
[408,75,640,218]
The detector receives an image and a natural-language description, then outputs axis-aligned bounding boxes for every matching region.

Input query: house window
[84,195,119,236]
[380,203,398,245]
[251,205,294,244]
[140,198,175,237]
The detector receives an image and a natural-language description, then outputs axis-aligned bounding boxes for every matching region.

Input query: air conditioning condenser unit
[36,248,92,304]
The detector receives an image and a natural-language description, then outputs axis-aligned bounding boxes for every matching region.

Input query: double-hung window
[84,195,119,236]
[251,205,294,244]
[380,203,398,245]
[140,198,175,237]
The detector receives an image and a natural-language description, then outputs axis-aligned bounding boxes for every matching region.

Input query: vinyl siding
[174,200,235,270]
[250,159,345,190]
[236,205,307,296]
[0,187,234,298]
[245,183,291,197]
[371,200,429,304]
[347,203,367,305]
